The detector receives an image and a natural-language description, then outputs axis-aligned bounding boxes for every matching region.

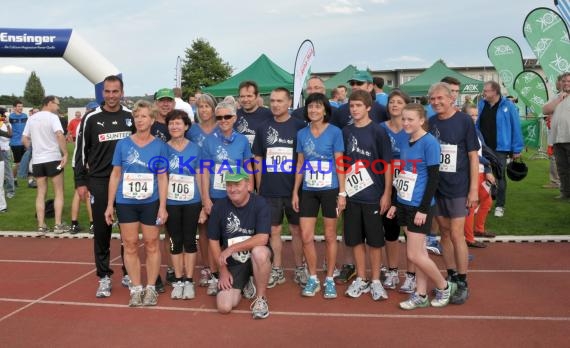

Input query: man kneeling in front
[208,171,272,319]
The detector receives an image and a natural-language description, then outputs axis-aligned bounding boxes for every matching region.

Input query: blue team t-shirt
[166,141,202,205]
[396,133,441,207]
[429,112,480,198]
[235,107,273,148]
[380,122,408,160]
[332,102,388,129]
[207,194,271,266]
[9,113,28,146]
[186,123,218,148]
[151,121,170,142]
[376,92,388,107]
[112,136,168,204]
[296,123,344,191]
[201,129,252,199]
[342,122,392,204]
[252,116,306,197]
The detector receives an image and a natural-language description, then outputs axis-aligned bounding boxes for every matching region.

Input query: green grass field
[0,144,568,235]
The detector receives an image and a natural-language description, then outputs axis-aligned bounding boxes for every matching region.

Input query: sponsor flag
[555,0,570,25]
[523,7,570,92]
[514,70,550,117]
[520,118,541,149]
[487,36,525,114]
[293,40,315,109]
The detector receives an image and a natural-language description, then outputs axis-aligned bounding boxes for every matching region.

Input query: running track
[0,236,569,347]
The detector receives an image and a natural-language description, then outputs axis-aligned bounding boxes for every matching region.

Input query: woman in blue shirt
[186,93,219,290]
[292,93,345,299]
[105,100,168,307]
[166,109,207,300]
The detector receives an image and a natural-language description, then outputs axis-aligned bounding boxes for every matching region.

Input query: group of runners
[73,70,482,319]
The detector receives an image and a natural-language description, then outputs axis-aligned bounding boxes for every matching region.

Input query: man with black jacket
[74,75,134,298]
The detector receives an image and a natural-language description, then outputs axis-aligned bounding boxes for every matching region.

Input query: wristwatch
[338,191,347,197]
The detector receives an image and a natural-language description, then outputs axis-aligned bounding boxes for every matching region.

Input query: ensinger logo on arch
[0,32,57,46]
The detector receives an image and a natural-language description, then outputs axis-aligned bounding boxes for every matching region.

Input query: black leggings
[166,203,201,254]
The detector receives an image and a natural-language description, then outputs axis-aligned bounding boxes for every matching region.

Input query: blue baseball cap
[86,101,99,110]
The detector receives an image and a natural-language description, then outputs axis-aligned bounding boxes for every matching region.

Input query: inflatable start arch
[0,28,121,103]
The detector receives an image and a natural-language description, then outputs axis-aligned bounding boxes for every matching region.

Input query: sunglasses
[215,115,234,121]
[349,81,365,87]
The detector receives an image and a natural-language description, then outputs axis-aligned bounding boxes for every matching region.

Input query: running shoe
[383,269,399,290]
[250,296,269,319]
[243,276,256,300]
[207,276,219,296]
[121,274,132,289]
[143,287,158,306]
[128,288,144,307]
[267,267,285,288]
[370,281,388,301]
[302,277,321,297]
[399,273,416,294]
[323,278,337,299]
[345,278,370,298]
[182,281,195,300]
[294,265,308,287]
[400,293,430,310]
[334,264,356,284]
[431,281,457,307]
[155,275,165,293]
[96,276,112,298]
[53,223,71,234]
[426,236,442,255]
[171,280,184,299]
[450,280,469,305]
[199,267,212,287]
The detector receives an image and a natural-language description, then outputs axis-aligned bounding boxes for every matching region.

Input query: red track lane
[0,237,569,347]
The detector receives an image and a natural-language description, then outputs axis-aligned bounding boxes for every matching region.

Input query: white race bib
[394,171,417,202]
[345,163,374,197]
[439,144,458,173]
[213,164,238,191]
[227,235,252,263]
[168,174,195,201]
[304,160,332,188]
[122,173,154,200]
[265,147,293,173]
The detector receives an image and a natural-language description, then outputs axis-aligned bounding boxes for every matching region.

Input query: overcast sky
[0,0,552,98]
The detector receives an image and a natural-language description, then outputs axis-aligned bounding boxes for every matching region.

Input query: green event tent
[400,60,484,96]
[202,54,293,97]
[323,65,392,96]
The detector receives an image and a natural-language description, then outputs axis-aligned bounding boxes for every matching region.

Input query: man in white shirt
[22,96,69,234]
[173,87,194,122]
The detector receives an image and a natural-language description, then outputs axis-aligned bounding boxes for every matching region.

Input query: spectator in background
[477,81,524,217]
[22,96,69,234]
[7,100,27,196]
[543,76,562,189]
[329,88,341,108]
[173,87,195,122]
[67,111,83,143]
[58,111,68,137]
[0,107,11,212]
[542,72,570,201]
[337,85,348,104]
[373,77,388,107]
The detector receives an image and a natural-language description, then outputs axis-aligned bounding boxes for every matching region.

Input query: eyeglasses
[349,81,365,87]
[215,115,234,121]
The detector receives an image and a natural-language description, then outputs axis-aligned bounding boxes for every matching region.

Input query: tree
[23,71,45,107]
[181,38,232,97]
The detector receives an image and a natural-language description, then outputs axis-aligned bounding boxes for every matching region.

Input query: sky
[0,0,553,98]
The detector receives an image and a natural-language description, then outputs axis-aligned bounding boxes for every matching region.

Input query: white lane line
[0,298,568,322]
[0,250,130,323]
[1,260,568,273]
